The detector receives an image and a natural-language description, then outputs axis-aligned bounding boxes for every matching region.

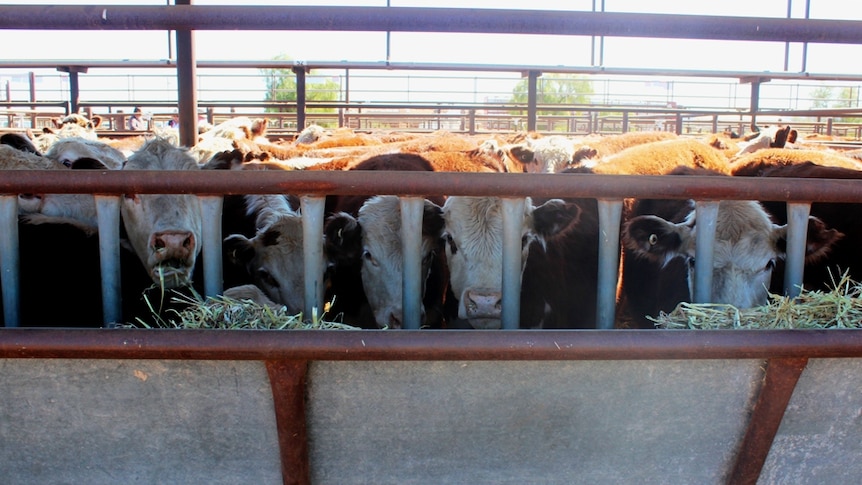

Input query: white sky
[2,0,862,72]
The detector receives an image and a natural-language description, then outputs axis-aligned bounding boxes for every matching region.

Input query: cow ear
[623,215,687,261]
[422,200,445,239]
[90,115,103,129]
[0,132,41,155]
[802,217,844,264]
[324,212,363,264]
[224,234,256,265]
[532,199,581,239]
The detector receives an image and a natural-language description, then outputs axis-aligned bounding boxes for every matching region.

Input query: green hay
[651,271,862,330]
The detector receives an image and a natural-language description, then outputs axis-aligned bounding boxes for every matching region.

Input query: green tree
[810,86,833,109]
[261,54,340,115]
[509,73,594,115]
[834,86,862,123]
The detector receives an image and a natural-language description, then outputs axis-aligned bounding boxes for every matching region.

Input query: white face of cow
[442,196,574,329]
[121,138,202,289]
[356,196,443,329]
[624,200,785,309]
[224,195,310,314]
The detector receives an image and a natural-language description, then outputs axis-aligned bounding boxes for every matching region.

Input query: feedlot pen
[4,4,862,485]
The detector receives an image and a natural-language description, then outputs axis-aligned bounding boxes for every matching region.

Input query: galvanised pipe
[0,195,19,327]
[3,6,862,45]
[784,202,812,298]
[0,171,855,203]
[693,201,719,304]
[95,195,122,326]
[501,198,525,330]
[596,199,623,330]
[3,328,862,361]
[300,196,325,320]
[400,197,424,330]
[199,195,224,298]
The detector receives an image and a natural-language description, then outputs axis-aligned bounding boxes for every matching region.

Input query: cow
[223,194,311,315]
[618,166,842,328]
[120,137,203,290]
[31,113,103,153]
[440,195,586,329]
[504,131,679,173]
[731,160,861,294]
[324,195,446,329]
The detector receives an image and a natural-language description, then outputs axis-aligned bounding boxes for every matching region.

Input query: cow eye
[687,257,696,269]
[362,249,378,267]
[257,269,280,289]
[444,234,457,254]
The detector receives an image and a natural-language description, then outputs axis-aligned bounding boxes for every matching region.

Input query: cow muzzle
[460,288,503,329]
[149,230,196,288]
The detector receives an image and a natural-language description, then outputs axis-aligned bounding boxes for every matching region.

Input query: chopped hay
[651,271,862,330]
[125,289,358,330]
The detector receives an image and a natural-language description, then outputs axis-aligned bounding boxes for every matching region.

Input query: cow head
[121,138,202,289]
[623,200,843,309]
[224,195,311,314]
[325,196,445,329]
[441,196,579,329]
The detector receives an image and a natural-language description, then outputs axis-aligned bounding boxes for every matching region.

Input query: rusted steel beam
[2,329,862,361]
[3,6,862,45]
[0,170,860,203]
[728,357,809,485]
[266,360,310,485]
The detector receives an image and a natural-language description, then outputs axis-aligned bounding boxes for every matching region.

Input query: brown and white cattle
[31,113,103,153]
[619,166,841,328]
[223,194,312,314]
[324,195,446,329]
[732,160,860,294]
[121,137,202,289]
[440,196,585,329]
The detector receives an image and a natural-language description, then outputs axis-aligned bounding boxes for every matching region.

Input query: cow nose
[386,312,403,330]
[464,289,503,319]
[151,231,195,261]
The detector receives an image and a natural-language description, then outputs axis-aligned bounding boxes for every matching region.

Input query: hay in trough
[130,288,358,330]
[650,271,862,330]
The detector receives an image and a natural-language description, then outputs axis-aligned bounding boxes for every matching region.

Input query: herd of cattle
[1,113,861,329]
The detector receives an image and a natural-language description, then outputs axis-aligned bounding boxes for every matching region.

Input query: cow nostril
[153,238,166,251]
[183,236,192,249]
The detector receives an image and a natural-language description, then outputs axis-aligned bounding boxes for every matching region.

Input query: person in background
[128,106,145,131]
[167,111,179,128]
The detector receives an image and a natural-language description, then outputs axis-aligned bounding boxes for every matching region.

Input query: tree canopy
[261,54,340,117]
[509,73,594,115]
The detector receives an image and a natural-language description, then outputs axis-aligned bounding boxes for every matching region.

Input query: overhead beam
[3,6,862,45]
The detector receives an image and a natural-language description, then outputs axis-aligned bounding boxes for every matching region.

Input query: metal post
[199,195,224,298]
[300,195,325,321]
[293,65,307,130]
[784,202,811,298]
[693,201,720,303]
[501,198,524,329]
[596,199,623,329]
[526,70,540,133]
[95,195,122,326]
[175,0,198,148]
[0,195,19,327]
[400,197,423,330]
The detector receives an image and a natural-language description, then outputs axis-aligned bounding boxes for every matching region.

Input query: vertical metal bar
[199,195,224,298]
[95,195,122,327]
[175,0,198,148]
[728,357,808,485]
[596,199,623,330]
[749,80,761,132]
[501,198,524,330]
[693,201,719,304]
[0,195,20,327]
[526,70,539,133]
[294,66,307,130]
[621,111,628,133]
[300,195,325,321]
[400,197,423,330]
[266,360,310,485]
[784,202,811,298]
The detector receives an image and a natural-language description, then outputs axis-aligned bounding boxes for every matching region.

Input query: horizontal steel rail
[0,170,857,203]
[2,328,862,360]
[3,6,862,45]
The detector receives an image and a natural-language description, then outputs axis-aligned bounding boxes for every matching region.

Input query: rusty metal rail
[0,170,860,202]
